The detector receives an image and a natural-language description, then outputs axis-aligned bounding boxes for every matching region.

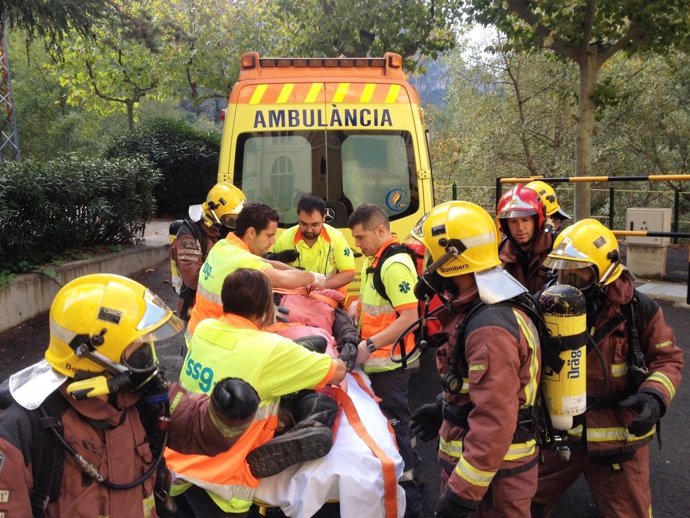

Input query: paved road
[1,259,688,517]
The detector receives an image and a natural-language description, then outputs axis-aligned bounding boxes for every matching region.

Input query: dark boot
[246,421,333,478]
[246,391,338,478]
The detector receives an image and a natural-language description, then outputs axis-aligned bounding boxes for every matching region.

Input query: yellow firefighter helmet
[202,182,246,230]
[544,218,624,287]
[419,201,500,277]
[45,274,183,378]
[525,180,571,220]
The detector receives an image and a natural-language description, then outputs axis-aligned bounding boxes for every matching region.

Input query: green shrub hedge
[105,118,221,217]
[0,156,160,271]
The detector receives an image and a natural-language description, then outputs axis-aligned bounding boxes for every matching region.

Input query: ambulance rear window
[234,130,419,227]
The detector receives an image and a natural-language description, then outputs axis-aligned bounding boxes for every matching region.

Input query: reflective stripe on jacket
[359,238,419,373]
[437,287,541,507]
[568,273,683,456]
[187,233,269,335]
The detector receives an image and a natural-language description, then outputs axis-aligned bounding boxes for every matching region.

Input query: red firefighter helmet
[496,184,546,236]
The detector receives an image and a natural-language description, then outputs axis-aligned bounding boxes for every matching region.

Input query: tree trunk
[126,101,135,131]
[574,51,599,220]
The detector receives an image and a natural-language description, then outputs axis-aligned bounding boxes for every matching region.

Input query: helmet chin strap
[75,344,127,376]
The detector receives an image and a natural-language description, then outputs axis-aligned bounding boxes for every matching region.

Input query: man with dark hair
[188,201,325,336]
[347,203,422,518]
[168,268,346,517]
[271,193,356,291]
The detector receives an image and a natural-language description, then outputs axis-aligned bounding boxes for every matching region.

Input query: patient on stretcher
[255,288,407,518]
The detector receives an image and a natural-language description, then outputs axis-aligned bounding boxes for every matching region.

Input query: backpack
[169,219,209,296]
[0,382,175,518]
[366,242,420,306]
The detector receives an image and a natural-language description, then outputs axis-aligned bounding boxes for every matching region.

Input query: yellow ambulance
[218,52,434,291]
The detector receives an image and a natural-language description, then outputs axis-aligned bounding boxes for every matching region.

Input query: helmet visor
[122,341,159,373]
[137,290,177,332]
[220,213,239,228]
[544,239,592,270]
[498,209,537,220]
[556,265,597,291]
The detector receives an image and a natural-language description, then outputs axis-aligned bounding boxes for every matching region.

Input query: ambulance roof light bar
[239,52,404,78]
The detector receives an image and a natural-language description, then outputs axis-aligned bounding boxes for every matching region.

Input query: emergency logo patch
[343,247,351,257]
[385,189,409,212]
[202,262,212,280]
[399,280,411,294]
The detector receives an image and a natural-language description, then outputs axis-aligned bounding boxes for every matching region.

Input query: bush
[0,156,160,271]
[105,118,221,217]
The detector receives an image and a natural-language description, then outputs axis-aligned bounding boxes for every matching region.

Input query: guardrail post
[673,189,680,244]
[452,183,457,200]
[495,177,502,210]
[609,188,615,229]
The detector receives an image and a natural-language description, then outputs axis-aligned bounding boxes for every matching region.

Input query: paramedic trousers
[531,446,652,518]
[369,368,422,518]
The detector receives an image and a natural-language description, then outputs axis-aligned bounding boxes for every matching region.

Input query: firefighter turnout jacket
[0,383,254,518]
[569,271,683,456]
[436,286,541,510]
[499,231,553,295]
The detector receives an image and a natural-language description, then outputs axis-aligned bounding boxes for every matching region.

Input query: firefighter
[187,201,325,336]
[497,183,553,294]
[346,204,422,518]
[271,192,356,291]
[170,182,246,320]
[532,218,684,518]
[166,268,346,517]
[410,201,542,518]
[525,180,571,237]
[0,273,259,518]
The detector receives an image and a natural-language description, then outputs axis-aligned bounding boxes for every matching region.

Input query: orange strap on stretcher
[332,385,399,518]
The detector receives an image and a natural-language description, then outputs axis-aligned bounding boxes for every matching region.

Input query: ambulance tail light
[220,109,226,121]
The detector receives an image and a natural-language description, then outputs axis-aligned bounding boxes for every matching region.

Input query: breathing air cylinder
[538,284,588,432]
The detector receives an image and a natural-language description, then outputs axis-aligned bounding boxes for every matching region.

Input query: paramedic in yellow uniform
[167,268,346,517]
[347,203,422,518]
[272,193,355,291]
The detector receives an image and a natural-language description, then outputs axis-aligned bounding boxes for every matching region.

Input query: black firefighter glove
[265,250,300,264]
[338,341,358,372]
[618,391,662,437]
[436,490,473,518]
[411,395,443,442]
[212,377,260,421]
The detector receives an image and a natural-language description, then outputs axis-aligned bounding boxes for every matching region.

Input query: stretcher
[254,369,406,518]
[256,289,407,517]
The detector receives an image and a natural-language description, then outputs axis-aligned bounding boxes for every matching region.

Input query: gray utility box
[625,208,672,246]
[625,208,672,279]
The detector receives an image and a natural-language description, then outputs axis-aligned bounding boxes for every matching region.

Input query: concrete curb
[0,244,168,334]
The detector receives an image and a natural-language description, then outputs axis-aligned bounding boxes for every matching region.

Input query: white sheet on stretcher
[254,370,407,518]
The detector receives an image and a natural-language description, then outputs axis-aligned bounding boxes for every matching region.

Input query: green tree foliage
[270,0,463,72]
[49,2,166,130]
[430,37,578,210]
[0,0,111,44]
[8,32,128,159]
[463,0,690,218]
